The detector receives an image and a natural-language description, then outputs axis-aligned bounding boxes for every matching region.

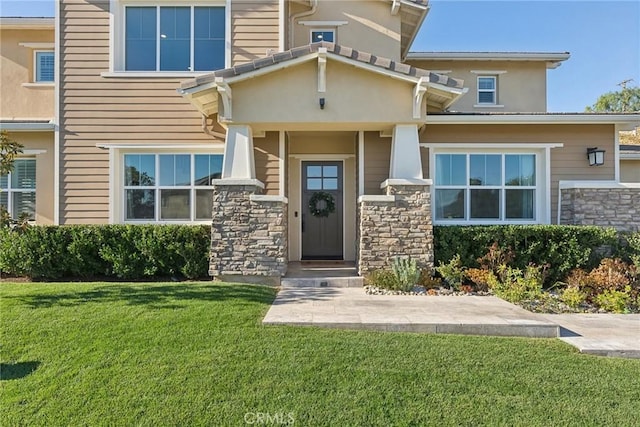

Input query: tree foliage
[0,130,23,175]
[585,86,640,113]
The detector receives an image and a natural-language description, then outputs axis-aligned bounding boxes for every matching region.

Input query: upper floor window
[310,30,334,43]
[125,5,225,72]
[35,51,54,82]
[477,76,496,104]
[0,159,36,220]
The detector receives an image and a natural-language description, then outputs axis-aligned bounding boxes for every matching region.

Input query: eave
[425,113,640,130]
[406,51,571,69]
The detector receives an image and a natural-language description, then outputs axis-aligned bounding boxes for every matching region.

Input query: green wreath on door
[308,191,336,217]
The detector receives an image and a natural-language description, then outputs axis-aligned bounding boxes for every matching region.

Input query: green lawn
[1,283,639,426]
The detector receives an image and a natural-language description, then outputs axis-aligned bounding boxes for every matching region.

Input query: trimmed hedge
[0,225,211,280]
[434,225,620,285]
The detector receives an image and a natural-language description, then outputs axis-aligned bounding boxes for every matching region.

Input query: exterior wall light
[319,98,325,109]
[587,147,605,166]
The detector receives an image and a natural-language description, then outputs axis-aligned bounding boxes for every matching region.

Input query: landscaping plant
[390,257,420,292]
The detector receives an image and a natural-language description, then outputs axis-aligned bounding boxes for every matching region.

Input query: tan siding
[423,124,616,224]
[232,0,280,65]
[363,132,390,195]
[59,0,219,224]
[621,160,640,182]
[254,132,280,195]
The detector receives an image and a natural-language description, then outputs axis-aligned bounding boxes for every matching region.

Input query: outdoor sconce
[319,98,325,109]
[587,147,605,166]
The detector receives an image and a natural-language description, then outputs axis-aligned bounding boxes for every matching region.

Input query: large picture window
[125,5,225,72]
[434,153,536,223]
[123,153,222,222]
[0,159,36,219]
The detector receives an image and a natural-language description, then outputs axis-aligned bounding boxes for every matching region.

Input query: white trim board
[421,143,564,149]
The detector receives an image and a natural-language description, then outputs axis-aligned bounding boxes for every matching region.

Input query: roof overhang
[0,120,55,132]
[406,52,571,69]
[425,113,640,130]
[0,17,55,30]
[179,43,467,120]
[392,0,431,61]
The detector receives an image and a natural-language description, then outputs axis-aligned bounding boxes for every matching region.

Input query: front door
[301,161,343,260]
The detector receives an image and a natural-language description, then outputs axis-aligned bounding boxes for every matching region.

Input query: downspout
[202,114,226,140]
[289,0,318,48]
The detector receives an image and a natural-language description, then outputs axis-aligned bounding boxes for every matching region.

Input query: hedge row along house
[1,0,639,283]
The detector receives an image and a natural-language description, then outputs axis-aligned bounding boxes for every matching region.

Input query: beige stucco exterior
[290,0,402,61]
[4,131,55,224]
[621,159,640,182]
[0,27,54,120]
[406,60,548,112]
[230,59,423,130]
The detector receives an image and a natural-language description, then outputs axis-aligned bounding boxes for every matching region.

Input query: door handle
[302,213,305,233]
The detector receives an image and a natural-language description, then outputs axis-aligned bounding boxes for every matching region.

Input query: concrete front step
[281,276,364,288]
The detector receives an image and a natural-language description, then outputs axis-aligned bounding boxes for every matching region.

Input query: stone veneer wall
[358,183,433,274]
[210,183,288,283]
[560,187,640,232]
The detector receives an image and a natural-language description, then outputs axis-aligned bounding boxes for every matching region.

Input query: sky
[1,0,638,112]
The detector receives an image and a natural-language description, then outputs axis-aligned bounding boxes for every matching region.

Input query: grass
[1,282,639,426]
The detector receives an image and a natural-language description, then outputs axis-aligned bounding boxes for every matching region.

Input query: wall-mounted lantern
[587,147,605,166]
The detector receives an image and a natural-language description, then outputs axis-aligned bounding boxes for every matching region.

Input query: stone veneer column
[210,179,288,285]
[357,179,433,275]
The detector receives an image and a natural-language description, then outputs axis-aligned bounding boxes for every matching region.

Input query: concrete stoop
[281,276,364,288]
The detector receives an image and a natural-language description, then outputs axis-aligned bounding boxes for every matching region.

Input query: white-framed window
[122,153,222,222]
[35,50,54,82]
[477,76,497,105]
[310,29,335,43]
[122,4,226,72]
[434,153,538,223]
[0,159,36,219]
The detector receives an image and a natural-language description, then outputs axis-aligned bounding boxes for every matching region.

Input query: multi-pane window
[434,153,536,222]
[0,159,36,219]
[477,76,496,104]
[35,51,54,82]
[125,6,225,71]
[123,153,223,222]
[310,30,335,43]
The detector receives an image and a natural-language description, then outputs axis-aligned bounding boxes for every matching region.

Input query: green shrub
[366,270,399,290]
[487,264,544,303]
[434,225,618,285]
[390,257,420,292]
[0,225,210,281]
[435,254,465,291]
[560,286,587,309]
[595,287,632,313]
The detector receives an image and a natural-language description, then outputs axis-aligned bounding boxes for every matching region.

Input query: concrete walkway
[263,287,640,358]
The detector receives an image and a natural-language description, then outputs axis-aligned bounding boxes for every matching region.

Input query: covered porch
[178,42,466,283]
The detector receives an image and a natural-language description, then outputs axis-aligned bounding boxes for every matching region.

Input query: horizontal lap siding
[254,132,280,195]
[363,132,390,195]
[232,0,280,64]
[60,0,218,224]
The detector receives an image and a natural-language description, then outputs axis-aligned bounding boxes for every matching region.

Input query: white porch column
[221,124,256,179]
[389,124,423,180]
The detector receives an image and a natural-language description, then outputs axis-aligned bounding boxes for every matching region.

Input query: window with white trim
[0,159,36,219]
[124,5,225,71]
[310,30,335,43]
[477,76,497,104]
[35,51,54,82]
[434,153,536,222]
[123,153,222,222]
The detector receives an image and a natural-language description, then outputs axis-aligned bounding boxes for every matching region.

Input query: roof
[0,120,55,132]
[0,17,54,29]
[406,51,571,69]
[181,41,464,91]
[425,112,640,129]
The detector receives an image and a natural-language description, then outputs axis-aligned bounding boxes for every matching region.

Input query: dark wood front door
[302,161,343,260]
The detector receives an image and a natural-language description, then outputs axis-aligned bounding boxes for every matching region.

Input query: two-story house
[1,0,639,283]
